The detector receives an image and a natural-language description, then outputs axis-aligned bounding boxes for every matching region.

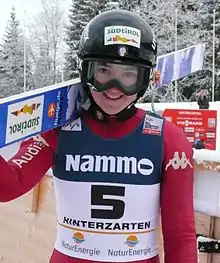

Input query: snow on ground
[193,149,220,163]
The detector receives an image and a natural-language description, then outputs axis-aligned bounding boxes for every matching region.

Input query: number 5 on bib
[91,185,125,220]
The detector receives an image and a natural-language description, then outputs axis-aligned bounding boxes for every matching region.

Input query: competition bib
[54,178,160,262]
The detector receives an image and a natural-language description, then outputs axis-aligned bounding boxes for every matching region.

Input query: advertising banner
[163,109,217,150]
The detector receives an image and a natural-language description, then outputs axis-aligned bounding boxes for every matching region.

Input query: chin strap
[87,98,137,123]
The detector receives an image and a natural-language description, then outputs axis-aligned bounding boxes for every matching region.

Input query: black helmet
[78,9,157,99]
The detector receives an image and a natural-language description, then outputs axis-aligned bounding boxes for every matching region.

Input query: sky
[0,0,72,40]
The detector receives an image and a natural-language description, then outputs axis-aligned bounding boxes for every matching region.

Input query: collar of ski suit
[84,108,145,139]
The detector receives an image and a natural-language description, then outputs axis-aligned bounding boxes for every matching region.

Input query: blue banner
[156,43,206,86]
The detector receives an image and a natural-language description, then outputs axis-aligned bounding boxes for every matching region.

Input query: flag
[156,43,206,86]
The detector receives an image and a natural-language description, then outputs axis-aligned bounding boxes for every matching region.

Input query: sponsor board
[163,109,217,150]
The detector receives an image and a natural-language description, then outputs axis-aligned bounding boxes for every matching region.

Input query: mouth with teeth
[103,92,124,101]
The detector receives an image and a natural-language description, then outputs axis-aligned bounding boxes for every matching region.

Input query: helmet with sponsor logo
[78,9,157,99]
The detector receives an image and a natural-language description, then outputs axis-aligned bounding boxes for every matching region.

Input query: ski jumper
[0,108,197,263]
[53,111,163,262]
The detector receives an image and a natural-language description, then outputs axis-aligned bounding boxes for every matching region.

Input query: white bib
[53,177,160,262]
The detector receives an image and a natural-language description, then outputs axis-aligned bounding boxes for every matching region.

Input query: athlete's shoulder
[164,119,189,145]
[163,119,193,171]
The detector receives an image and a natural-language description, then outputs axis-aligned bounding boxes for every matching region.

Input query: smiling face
[90,62,138,115]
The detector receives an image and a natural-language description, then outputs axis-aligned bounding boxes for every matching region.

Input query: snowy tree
[28,0,65,88]
[119,0,141,11]
[216,3,220,99]
[136,0,201,102]
[99,0,120,12]
[64,0,100,80]
[139,0,202,55]
[0,7,32,98]
[194,0,220,100]
[174,0,220,101]
[138,0,175,55]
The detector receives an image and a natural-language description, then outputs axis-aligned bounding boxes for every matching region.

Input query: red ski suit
[0,108,197,263]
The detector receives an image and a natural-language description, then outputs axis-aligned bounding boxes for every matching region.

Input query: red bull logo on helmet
[104,26,141,48]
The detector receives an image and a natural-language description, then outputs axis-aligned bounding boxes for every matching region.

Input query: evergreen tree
[197,0,220,99]
[120,0,141,11]
[139,0,210,102]
[139,0,176,55]
[174,1,206,100]
[0,7,32,97]
[216,2,220,97]
[139,0,202,55]
[64,0,100,80]
[99,0,120,12]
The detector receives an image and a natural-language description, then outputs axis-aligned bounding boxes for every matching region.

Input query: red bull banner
[162,109,217,150]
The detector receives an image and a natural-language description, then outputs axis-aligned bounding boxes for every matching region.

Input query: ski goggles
[85,60,151,96]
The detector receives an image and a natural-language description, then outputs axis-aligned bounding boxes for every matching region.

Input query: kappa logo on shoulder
[165,152,193,171]
[62,118,82,131]
[142,115,163,136]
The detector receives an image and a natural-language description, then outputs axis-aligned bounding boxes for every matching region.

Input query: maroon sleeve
[161,120,197,263]
[0,129,58,202]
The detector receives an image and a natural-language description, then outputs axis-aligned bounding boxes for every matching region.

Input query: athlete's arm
[160,120,197,263]
[0,129,58,202]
